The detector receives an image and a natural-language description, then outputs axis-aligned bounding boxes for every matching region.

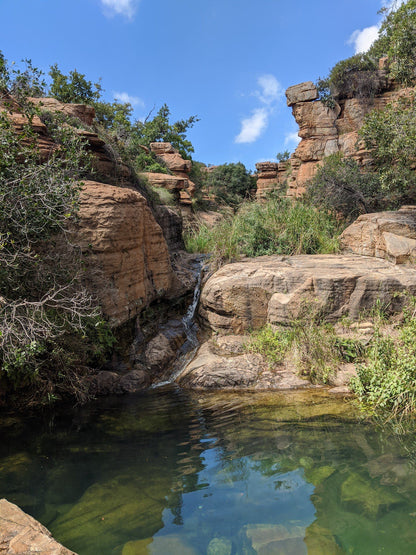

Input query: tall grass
[184,197,342,264]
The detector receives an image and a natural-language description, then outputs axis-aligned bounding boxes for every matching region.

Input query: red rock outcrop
[255,161,288,200]
[0,499,76,555]
[264,73,415,198]
[340,206,416,264]
[149,142,196,205]
[199,254,416,333]
[74,180,177,327]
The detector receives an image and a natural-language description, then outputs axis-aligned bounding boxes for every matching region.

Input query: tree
[49,64,102,104]
[128,103,199,160]
[306,154,381,220]
[205,163,256,208]
[359,92,416,204]
[369,0,416,85]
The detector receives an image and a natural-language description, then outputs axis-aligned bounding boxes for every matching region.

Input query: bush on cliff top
[184,196,341,264]
[0,89,114,404]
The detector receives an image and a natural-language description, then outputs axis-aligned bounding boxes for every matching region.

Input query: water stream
[1,388,416,554]
[153,260,205,388]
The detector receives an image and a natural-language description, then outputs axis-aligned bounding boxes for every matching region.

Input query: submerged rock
[0,498,76,554]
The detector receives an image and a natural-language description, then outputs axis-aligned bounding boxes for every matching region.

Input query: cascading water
[152,259,205,387]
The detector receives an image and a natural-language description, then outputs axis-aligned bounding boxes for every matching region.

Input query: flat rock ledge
[0,498,76,554]
[178,336,316,391]
[199,254,416,334]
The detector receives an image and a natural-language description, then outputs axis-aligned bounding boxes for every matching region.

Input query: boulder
[199,254,416,334]
[340,206,416,264]
[74,180,176,326]
[0,498,76,554]
[286,81,318,106]
[150,142,192,173]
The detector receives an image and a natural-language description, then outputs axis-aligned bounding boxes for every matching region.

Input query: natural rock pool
[1,387,416,554]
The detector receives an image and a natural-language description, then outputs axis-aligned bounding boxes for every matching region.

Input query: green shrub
[185,197,341,264]
[350,297,416,417]
[204,162,256,208]
[247,308,363,384]
[306,153,383,221]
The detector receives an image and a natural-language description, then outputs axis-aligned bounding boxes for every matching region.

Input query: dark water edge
[1,386,416,554]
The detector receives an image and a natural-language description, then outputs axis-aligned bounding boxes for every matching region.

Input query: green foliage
[350,298,416,417]
[184,196,341,264]
[94,100,133,132]
[369,0,416,85]
[0,100,111,402]
[317,54,379,105]
[247,306,363,384]
[204,162,255,208]
[306,153,383,221]
[276,150,290,163]
[49,64,102,104]
[127,104,198,160]
[359,93,416,204]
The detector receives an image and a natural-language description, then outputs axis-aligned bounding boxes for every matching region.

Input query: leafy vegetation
[203,162,255,208]
[317,1,416,106]
[306,154,383,221]
[0,57,117,404]
[185,196,341,265]
[350,296,416,418]
[247,308,364,384]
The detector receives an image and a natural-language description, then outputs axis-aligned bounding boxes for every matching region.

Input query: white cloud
[113,91,144,107]
[348,25,379,54]
[256,74,283,104]
[100,0,139,19]
[284,131,301,147]
[235,108,268,144]
[382,0,406,11]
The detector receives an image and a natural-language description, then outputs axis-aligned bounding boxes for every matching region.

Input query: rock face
[0,498,76,554]
[262,75,414,198]
[28,97,95,126]
[140,172,187,202]
[199,254,416,333]
[149,142,196,204]
[340,206,416,264]
[255,161,288,200]
[178,337,311,390]
[74,180,177,327]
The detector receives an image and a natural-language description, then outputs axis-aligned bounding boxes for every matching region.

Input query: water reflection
[0,387,416,554]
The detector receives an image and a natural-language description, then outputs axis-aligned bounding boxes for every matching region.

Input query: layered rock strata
[149,142,196,204]
[256,70,413,198]
[255,162,288,200]
[199,254,416,333]
[0,499,76,555]
[340,206,416,264]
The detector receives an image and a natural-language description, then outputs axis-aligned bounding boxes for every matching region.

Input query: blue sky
[0,0,402,170]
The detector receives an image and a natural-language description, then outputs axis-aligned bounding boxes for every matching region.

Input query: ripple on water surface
[1,387,416,554]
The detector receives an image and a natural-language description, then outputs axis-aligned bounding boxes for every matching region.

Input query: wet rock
[0,498,76,554]
[340,472,404,519]
[178,341,262,389]
[122,535,198,554]
[119,369,151,393]
[243,524,306,555]
[145,320,187,378]
[207,537,233,555]
[304,522,344,554]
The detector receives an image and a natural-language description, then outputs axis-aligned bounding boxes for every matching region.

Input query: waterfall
[152,260,205,388]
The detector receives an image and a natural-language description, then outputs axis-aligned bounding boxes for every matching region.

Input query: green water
[1,387,416,554]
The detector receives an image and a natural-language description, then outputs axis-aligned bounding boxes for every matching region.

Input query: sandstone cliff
[256,68,413,198]
[2,95,198,389]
